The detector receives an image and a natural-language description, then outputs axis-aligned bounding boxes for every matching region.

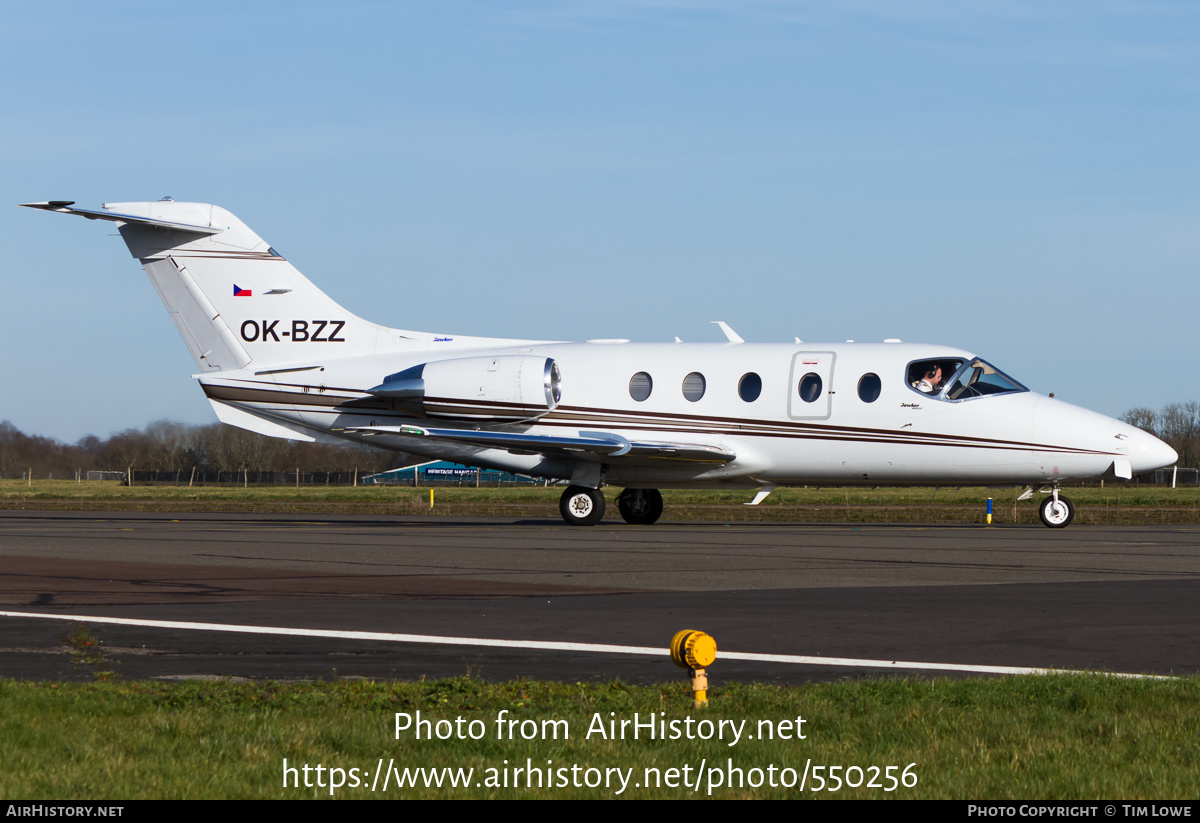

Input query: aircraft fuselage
[197,340,1166,490]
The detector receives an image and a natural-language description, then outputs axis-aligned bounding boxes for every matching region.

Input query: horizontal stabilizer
[19,202,223,235]
[209,399,354,446]
[209,399,318,442]
[343,425,736,464]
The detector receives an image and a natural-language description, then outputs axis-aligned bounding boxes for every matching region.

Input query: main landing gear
[1038,490,1075,528]
[557,486,665,526]
[559,485,606,526]
[616,488,664,525]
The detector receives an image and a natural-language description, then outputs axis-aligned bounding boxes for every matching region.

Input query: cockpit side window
[945,359,1027,400]
[906,359,963,398]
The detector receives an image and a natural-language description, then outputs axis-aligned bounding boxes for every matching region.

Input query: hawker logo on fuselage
[239,320,346,342]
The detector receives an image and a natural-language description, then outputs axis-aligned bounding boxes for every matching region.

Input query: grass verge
[2,675,1197,799]
[3,480,1200,524]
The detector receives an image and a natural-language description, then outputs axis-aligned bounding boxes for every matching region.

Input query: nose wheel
[1038,493,1075,528]
[616,488,664,525]
[559,485,606,526]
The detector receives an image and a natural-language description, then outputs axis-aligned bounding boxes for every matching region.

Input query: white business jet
[23,199,1177,528]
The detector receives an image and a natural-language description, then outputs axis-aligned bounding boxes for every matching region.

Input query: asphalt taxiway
[2,510,1198,683]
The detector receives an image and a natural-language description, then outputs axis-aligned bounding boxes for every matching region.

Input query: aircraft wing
[342,425,736,464]
[19,201,223,235]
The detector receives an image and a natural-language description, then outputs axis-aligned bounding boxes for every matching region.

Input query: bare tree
[1158,402,1200,469]
[1120,407,1158,435]
[0,419,397,481]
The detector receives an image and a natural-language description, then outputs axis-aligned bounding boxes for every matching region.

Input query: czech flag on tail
[234,284,252,297]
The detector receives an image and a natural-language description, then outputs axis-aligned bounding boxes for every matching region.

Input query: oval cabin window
[857,373,881,403]
[629,372,653,402]
[798,373,822,403]
[739,372,762,402]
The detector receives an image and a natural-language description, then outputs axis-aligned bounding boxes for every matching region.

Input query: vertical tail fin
[23,200,394,370]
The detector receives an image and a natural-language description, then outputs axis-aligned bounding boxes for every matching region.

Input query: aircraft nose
[1127,428,1178,472]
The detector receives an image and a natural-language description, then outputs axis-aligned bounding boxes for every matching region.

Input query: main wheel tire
[1038,494,1075,528]
[616,488,664,525]
[559,485,606,526]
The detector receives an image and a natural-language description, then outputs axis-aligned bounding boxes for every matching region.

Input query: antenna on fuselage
[711,321,744,343]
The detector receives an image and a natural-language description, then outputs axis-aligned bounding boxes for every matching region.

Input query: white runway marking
[0,610,1170,679]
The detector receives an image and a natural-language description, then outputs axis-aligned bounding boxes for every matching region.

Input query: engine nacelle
[367,355,562,421]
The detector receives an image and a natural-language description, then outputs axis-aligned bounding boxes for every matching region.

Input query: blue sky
[3,1,1197,442]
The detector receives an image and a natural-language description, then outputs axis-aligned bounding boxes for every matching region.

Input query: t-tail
[20,199,402,370]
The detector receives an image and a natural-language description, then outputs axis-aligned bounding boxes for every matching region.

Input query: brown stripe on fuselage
[202,380,1113,457]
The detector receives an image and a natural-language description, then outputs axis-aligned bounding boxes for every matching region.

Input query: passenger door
[787,351,836,420]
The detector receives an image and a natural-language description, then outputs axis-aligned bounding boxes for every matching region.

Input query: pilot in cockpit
[912,365,943,394]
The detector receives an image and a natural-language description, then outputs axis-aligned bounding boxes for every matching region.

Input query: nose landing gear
[1038,489,1075,528]
[1019,484,1078,528]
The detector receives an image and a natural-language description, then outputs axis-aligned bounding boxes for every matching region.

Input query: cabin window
[738,372,762,402]
[629,372,653,402]
[797,373,822,403]
[858,373,881,403]
[682,372,706,402]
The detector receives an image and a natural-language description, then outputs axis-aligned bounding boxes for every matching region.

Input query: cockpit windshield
[944,358,1027,400]
[907,357,1027,401]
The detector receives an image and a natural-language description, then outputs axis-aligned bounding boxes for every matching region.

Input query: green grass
[2,675,1197,799]
[3,479,1199,524]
